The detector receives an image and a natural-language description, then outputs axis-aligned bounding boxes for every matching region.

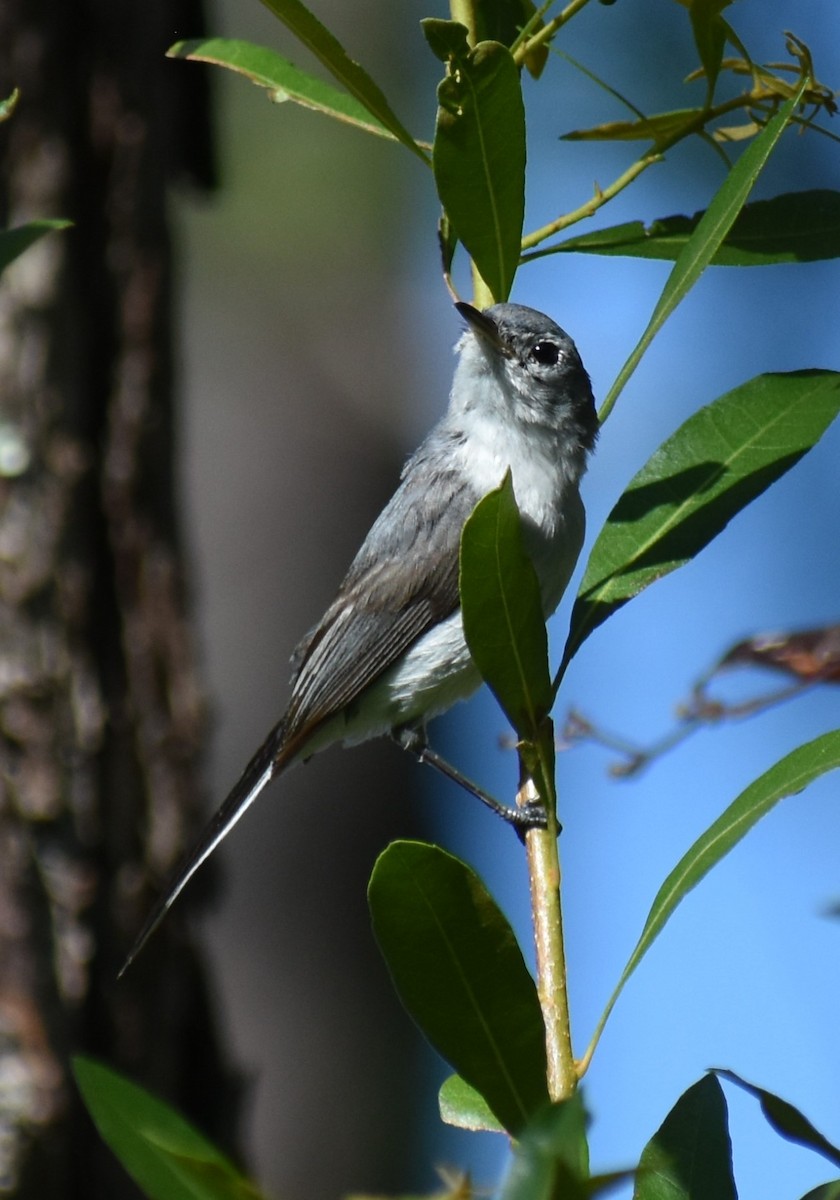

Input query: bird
[121,300,598,973]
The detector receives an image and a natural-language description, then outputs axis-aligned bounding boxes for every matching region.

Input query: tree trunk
[0,1,237,1193]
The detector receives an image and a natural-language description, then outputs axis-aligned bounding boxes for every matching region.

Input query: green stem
[520,91,773,256]
[520,724,577,1100]
[449,0,480,44]
[521,152,661,254]
[512,0,595,68]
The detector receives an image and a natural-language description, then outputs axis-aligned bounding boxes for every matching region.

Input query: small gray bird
[122,301,598,971]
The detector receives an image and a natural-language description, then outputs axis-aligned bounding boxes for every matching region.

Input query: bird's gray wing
[285,455,479,738]
[120,437,483,973]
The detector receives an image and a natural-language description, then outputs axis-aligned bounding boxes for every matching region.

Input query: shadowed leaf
[534,190,840,265]
[462,474,551,737]
[633,1076,735,1200]
[499,1097,592,1200]
[0,220,71,276]
[714,1071,840,1168]
[369,840,548,1135]
[433,40,525,301]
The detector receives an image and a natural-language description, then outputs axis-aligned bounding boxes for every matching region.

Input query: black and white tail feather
[119,723,287,976]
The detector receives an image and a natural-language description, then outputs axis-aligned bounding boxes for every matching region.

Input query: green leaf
[633,1076,735,1200]
[714,1071,840,1169]
[600,76,809,421]
[421,18,471,63]
[565,370,840,666]
[687,0,734,103]
[368,840,548,1135]
[562,108,704,145]
[533,190,840,266]
[800,1185,840,1200]
[0,89,19,122]
[433,40,525,302]
[499,1097,590,1200]
[438,1074,506,1133]
[73,1057,263,1200]
[589,731,840,1060]
[168,38,402,143]
[255,0,428,162]
[461,474,551,738]
[0,220,71,276]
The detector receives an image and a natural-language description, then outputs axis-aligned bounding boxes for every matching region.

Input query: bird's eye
[530,340,560,366]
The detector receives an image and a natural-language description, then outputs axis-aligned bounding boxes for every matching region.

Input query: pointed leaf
[499,1097,590,1200]
[368,840,548,1135]
[562,108,703,145]
[800,1185,840,1200]
[433,41,525,302]
[0,89,19,121]
[0,220,71,276]
[256,0,428,162]
[565,370,840,664]
[461,473,551,738]
[687,0,734,102]
[439,1074,505,1133]
[534,190,840,266]
[590,731,840,1057]
[168,38,402,143]
[600,77,809,420]
[714,1071,840,1169]
[73,1057,263,1200]
[633,1076,735,1200]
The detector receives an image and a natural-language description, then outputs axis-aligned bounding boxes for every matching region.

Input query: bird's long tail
[119,719,295,976]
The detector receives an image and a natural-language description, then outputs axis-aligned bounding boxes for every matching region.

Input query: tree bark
[0,1,237,1193]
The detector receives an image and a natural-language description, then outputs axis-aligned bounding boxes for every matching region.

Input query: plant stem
[520,733,577,1100]
[471,263,495,308]
[521,152,661,254]
[512,0,594,68]
[450,0,479,44]
[520,91,777,256]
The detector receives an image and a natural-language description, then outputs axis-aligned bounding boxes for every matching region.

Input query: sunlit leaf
[587,731,840,1061]
[0,89,19,121]
[255,0,428,161]
[73,1057,263,1200]
[369,840,548,1135]
[562,108,703,145]
[565,370,840,665]
[439,1074,505,1133]
[599,77,808,420]
[168,38,401,142]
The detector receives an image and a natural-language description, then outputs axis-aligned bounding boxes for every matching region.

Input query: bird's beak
[455,301,502,350]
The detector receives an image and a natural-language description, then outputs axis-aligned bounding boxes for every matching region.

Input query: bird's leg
[393,725,547,831]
